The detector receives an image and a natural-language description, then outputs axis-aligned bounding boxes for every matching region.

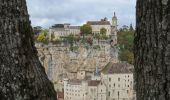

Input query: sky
[26,0,136,29]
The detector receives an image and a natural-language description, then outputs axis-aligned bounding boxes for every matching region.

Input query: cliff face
[36,43,118,83]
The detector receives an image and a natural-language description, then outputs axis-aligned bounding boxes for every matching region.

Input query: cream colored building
[101,63,135,100]
[64,79,88,100]
[49,23,80,40]
[87,80,107,100]
[87,18,111,36]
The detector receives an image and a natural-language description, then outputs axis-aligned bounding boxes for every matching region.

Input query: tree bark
[135,0,170,100]
[0,0,56,100]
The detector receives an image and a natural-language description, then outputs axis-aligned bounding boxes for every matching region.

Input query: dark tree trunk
[135,0,170,100]
[0,0,56,100]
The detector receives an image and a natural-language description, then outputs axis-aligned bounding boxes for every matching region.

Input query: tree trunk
[0,0,56,100]
[135,0,170,100]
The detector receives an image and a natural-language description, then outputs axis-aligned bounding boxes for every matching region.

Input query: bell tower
[112,12,118,29]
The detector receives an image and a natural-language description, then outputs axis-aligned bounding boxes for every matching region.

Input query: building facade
[64,79,87,100]
[101,63,135,100]
[87,80,107,100]
[87,18,111,36]
[49,24,80,40]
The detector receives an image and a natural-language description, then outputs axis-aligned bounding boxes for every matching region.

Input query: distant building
[49,23,80,40]
[87,18,112,36]
[87,80,107,100]
[64,79,88,100]
[101,63,135,100]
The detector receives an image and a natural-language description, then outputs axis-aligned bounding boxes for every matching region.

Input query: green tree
[37,33,46,42]
[117,29,134,64]
[33,26,42,35]
[80,24,92,35]
[100,28,107,39]
[51,33,55,41]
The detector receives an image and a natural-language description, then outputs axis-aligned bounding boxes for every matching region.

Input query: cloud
[26,0,136,28]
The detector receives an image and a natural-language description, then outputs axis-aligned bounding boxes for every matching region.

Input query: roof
[69,79,82,85]
[69,26,80,29]
[88,80,101,86]
[87,21,110,25]
[102,63,133,74]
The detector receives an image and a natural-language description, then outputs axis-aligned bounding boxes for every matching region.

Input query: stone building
[87,18,112,36]
[49,23,80,40]
[101,63,135,100]
[64,79,107,100]
[87,80,107,100]
[64,79,88,100]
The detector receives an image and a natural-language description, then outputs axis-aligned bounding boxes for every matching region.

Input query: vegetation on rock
[117,26,134,64]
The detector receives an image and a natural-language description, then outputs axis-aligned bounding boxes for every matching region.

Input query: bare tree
[0,0,56,100]
[135,0,170,99]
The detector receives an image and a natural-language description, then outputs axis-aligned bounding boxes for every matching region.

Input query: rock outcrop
[36,43,118,83]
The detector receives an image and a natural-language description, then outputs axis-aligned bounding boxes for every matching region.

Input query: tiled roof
[102,63,132,74]
[87,21,110,25]
[88,80,101,86]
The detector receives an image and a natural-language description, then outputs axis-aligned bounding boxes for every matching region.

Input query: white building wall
[91,25,111,36]
[88,87,98,100]
[64,80,87,100]
[97,82,107,100]
[101,73,134,100]
[49,27,80,40]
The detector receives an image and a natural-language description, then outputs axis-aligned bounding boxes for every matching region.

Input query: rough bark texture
[135,0,170,100]
[0,0,56,100]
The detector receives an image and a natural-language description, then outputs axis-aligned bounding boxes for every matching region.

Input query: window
[108,92,110,96]
[118,91,119,96]
[109,78,111,82]
[118,78,120,81]
[127,90,129,93]
[114,83,115,87]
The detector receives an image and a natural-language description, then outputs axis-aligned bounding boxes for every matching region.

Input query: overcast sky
[26,0,136,28]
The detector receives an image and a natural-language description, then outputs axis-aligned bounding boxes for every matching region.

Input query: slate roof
[102,63,132,74]
[69,79,82,85]
[87,21,110,25]
[88,80,101,86]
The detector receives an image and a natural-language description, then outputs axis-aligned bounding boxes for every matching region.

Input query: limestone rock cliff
[35,43,118,83]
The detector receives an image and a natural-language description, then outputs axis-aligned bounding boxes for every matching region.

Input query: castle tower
[110,12,118,45]
[112,12,118,29]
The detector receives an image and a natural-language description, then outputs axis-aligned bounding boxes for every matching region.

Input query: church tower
[112,12,118,29]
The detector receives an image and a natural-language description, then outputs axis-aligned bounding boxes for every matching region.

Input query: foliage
[80,24,92,35]
[51,33,55,41]
[100,28,107,37]
[41,29,48,36]
[118,28,135,64]
[93,45,101,50]
[69,46,79,52]
[37,33,46,42]
[33,26,42,35]
[52,39,61,44]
